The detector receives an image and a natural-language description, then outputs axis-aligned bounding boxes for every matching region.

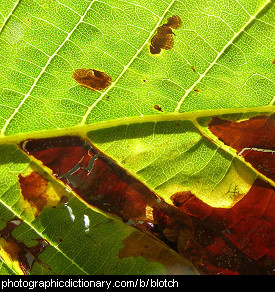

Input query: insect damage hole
[73,68,112,91]
[150,15,182,55]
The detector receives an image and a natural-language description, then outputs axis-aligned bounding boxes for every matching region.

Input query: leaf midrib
[0,105,273,142]
[1,105,274,190]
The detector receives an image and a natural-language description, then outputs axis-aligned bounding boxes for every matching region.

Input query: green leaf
[0,0,274,275]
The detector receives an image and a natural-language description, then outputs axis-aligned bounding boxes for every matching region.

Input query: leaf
[0,0,274,275]
[170,179,275,274]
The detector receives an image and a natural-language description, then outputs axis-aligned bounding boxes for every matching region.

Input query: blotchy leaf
[87,115,271,208]
[171,179,275,274]
[21,135,275,275]
[0,143,197,275]
[207,114,275,180]
[0,0,274,275]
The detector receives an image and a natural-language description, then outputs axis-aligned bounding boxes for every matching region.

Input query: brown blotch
[171,191,213,219]
[170,180,275,275]
[171,191,193,208]
[164,15,182,29]
[18,172,49,216]
[154,104,163,112]
[0,218,49,274]
[119,231,196,275]
[73,68,112,91]
[272,59,275,65]
[208,114,275,180]
[150,15,182,55]
[20,136,157,221]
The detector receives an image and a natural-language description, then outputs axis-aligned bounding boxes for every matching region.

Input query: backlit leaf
[0,0,274,275]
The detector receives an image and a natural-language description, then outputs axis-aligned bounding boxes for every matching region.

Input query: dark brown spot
[272,59,275,65]
[150,45,161,55]
[150,15,182,55]
[59,195,69,205]
[171,191,193,208]
[73,68,112,91]
[194,89,200,92]
[191,66,196,72]
[150,27,174,54]
[164,15,182,29]
[154,104,163,112]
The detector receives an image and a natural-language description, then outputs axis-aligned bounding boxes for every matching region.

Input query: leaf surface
[0,0,274,274]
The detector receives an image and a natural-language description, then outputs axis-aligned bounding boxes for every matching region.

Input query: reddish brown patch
[0,219,49,274]
[20,135,275,275]
[20,137,153,222]
[170,179,275,274]
[73,68,112,91]
[171,191,213,219]
[209,114,275,180]
[150,15,182,55]
[18,172,49,216]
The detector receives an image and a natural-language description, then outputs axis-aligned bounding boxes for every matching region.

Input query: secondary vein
[0,0,21,35]
[80,0,177,125]
[174,0,272,112]
[0,0,96,135]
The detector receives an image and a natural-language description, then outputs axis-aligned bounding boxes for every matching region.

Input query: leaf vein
[174,0,272,112]
[80,0,177,125]
[0,0,97,135]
